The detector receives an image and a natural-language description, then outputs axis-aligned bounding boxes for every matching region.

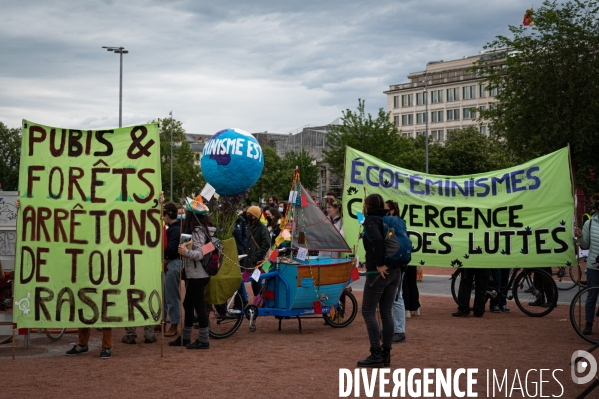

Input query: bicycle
[570,285,599,344]
[206,261,358,339]
[450,267,558,317]
[550,265,577,291]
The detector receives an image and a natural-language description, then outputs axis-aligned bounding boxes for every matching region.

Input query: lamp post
[423,72,429,174]
[101,46,129,127]
[169,111,173,202]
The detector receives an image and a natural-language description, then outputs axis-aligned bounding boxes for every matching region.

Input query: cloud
[0,0,526,134]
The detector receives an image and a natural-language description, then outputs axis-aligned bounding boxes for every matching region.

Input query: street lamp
[101,46,129,127]
[169,111,173,202]
[423,60,444,174]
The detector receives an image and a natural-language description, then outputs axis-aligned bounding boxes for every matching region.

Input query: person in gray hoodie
[575,194,599,335]
[168,203,214,349]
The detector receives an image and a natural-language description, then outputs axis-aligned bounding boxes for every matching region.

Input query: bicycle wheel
[570,285,599,344]
[450,270,474,307]
[207,291,244,339]
[323,291,358,328]
[44,328,66,341]
[513,269,558,317]
[551,266,577,291]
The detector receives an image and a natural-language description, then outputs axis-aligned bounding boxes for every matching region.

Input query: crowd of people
[9,190,599,366]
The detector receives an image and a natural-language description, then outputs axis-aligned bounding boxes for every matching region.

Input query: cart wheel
[44,328,66,342]
[323,291,358,328]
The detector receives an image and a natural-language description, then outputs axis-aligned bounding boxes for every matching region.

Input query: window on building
[401,132,413,138]
[480,125,487,136]
[479,84,487,98]
[447,109,453,121]
[431,130,444,141]
[394,115,399,126]
[462,85,476,100]
[416,112,428,124]
[402,94,413,107]
[402,114,414,125]
[416,92,428,105]
[393,96,399,108]
[447,87,459,102]
[431,90,443,103]
[431,111,443,123]
[463,108,476,119]
[454,109,460,120]
[416,131,424,137]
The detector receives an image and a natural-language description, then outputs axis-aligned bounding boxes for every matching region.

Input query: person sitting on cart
[575,193,599,335]
[245,206,271,298]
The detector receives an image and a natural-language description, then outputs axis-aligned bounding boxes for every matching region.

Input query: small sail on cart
[207,169,359,338]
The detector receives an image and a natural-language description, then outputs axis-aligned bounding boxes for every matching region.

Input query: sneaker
[392,333,406,344]
[66,344,88,356]
[120,335,136,345]
[583,322,593,335]
[144,336,157,344]
[405,311,411,319]
[499,306,511,313]
[452,310,469,317]
[186,339,209,350]
[413,309,420,316]
[491,305,501,313]
[168,336,190,347]
[100,348,112,359]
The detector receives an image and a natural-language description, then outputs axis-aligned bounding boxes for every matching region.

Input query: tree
[157,117,204,203]
[436,127,516,175]
[0,122,21,191]
[283,149,319,191]
[474,0,599,193]
[247,146,289,204]
[324,99,408,177]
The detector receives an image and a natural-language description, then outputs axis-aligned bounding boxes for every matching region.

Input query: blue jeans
[362,268,401,348]
[586,268,599,323]
[165,259,181,324]
[392,274,405,334]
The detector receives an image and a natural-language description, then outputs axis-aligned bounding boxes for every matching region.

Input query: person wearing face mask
[177,206,186,220]
[244,206,271,297]
[266,207,282,245]
[161,202,182,337]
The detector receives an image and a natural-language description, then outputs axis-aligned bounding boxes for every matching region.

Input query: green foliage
[156,117,204,203]
[473,0,599,193]
[0,122,21,191]
[437,127,516,175]
[283,149,319,191]
[324,99,405,177]
[247,147,319,204]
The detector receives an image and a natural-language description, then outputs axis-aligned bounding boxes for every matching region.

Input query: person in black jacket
[245,206,271,297]
[358,194,401,368]
[162,202,182,337]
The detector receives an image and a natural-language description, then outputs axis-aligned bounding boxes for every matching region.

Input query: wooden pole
[12,327,15,360]
[160,201,164,358]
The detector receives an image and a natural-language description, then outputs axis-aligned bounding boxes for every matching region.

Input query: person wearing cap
[245,205,271,297]
[169,195,213,349]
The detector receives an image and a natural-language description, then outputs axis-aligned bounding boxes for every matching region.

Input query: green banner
[343,147,576,268]
[13,120,163,327]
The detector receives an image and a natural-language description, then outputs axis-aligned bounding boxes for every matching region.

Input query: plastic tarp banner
[343,146,577,268]
[13,120,163,327]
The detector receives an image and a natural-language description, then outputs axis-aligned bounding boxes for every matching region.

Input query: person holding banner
[169,198,213,349]
[162,202,183,337]
[358,194,401,368]
[575,194,599,335]
[245,206,271,297]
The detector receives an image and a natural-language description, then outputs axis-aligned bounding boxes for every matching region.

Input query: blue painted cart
[207,176,359,338]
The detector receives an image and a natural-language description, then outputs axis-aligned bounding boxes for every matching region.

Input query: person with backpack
[575,193,599,335]
[358,194,403,368]
[169,196,214,350]
[385,200,406,344]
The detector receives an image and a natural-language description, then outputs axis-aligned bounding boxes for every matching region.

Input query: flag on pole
[523,7,534,26]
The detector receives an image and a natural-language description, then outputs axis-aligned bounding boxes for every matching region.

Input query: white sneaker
[405,310,411,319]
[413,309,421,316]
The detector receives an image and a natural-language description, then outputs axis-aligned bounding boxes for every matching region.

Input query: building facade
[384,52,500,142]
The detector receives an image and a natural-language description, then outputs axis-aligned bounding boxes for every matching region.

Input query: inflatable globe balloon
[200,128,264,195]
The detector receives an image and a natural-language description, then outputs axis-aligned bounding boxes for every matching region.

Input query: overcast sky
[0,0,527,135]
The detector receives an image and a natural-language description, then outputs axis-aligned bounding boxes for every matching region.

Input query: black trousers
[183,278,210,329]
[457,268,490,315]
[402,266,420,311]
